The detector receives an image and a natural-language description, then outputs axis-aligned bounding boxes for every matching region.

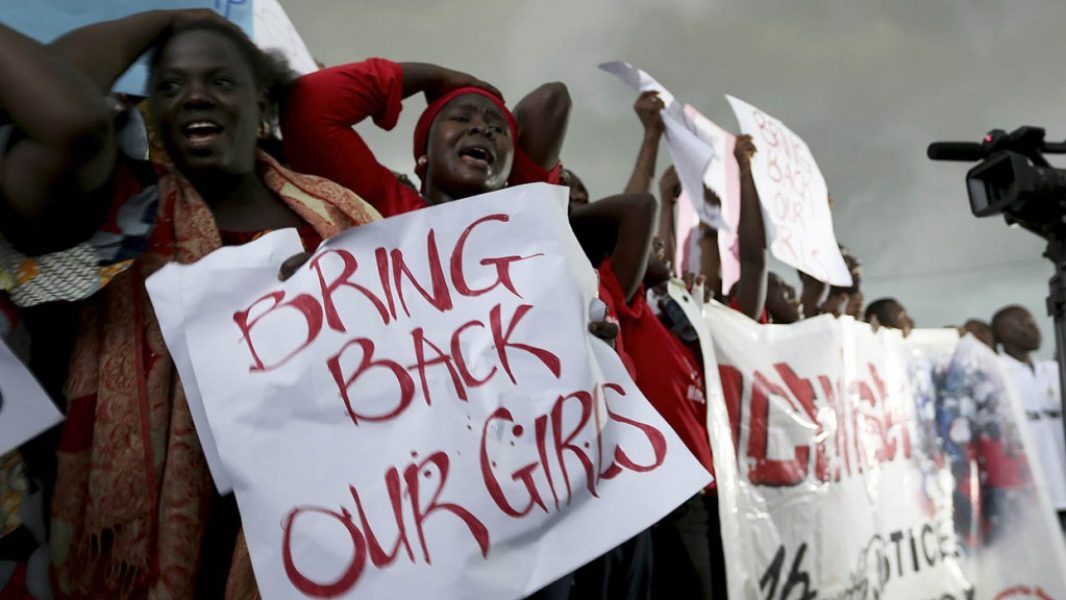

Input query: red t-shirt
[281,58,558,219]
[598,259,716,486]
[729,296,770,324]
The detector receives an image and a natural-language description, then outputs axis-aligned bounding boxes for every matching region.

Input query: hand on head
[424,67,502,104]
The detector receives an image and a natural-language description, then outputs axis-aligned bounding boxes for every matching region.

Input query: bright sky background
[284,0,1066,357]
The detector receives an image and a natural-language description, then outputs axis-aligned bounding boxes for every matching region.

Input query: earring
[257,120,270,139]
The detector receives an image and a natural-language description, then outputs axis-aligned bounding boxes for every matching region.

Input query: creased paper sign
[144,229,310,493]
[725,95,852,287]
[0,338,63,456]
[0,0,254,96]
[703,307,972,599]
[599,62,722,232]
[149,183,709,599]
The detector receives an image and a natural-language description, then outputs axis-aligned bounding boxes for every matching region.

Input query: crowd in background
[0,9,1062,599]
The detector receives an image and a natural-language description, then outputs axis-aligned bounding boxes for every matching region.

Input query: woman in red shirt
[281,58,569,217]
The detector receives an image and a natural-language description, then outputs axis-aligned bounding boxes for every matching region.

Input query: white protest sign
[703,306,973,599]
[253,0,318,75]
[0,338,63,455]
[145,229,311,493]
[599,62,722,231]
[153,183,710,599]
[681,104,742,292]
[725,95,852,286]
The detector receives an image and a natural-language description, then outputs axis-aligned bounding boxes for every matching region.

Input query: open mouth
[458,144,495,167]
[181,120,224,146]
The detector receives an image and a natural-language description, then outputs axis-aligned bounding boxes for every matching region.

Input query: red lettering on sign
[234,290,323,372]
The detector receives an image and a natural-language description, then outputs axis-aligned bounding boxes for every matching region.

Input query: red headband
[412,87,518,180]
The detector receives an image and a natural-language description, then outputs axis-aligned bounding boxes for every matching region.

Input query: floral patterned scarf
[50,152,380,599]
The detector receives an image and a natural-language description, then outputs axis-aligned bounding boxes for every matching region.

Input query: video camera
[928,126,1066,232]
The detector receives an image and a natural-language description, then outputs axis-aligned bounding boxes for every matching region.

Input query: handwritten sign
[0,1,253,95]
[725,95,851,286]
[703,308,972,599]
[0,338,63,456]
[149,183,709,599]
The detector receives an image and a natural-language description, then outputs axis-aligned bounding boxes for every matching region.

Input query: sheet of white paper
[166,183,709,599]
[0,338,63,456]
[253,0,318,75]
[680,105,741,292]
[597,61,675,106]
[725,95,852,287]
[599,62,716,233]
[682,104,737,232]
[146,228,306,494]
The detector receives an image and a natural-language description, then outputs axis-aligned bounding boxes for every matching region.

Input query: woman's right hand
[425,65,502,102]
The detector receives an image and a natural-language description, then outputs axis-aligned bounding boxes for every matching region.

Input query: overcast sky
[283,0,1066,357]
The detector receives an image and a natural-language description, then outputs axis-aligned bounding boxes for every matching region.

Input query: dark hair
[991,304,1027,339]
[147,20,295,115]
[864,297,899,323]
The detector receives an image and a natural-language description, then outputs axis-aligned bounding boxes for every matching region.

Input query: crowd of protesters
[0,9,1062,599]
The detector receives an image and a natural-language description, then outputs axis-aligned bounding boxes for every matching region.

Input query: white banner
[703,305,972,599]
[148,183,709,600]
[0,338,63,456]
[932,336,1066,599]
[725,96,851,287]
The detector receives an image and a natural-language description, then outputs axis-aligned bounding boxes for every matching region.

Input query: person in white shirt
[993,305,1066,527]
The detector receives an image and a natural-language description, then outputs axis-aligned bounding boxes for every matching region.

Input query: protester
[0,12,385,598]
[730,134,770,324]
[0,20,124,599]
[765,271,803,324]
[992,305,1066,525]
[798,270,828,321]
[560,167,589,207]
[819,246,861,318]
[280,58,570,217]
[865,297,915,336]
[578,90,725,600]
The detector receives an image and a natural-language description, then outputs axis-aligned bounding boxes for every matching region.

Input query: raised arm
[570,193,659,303]
[512,82,571,172]
[0,22,115,253]
[656,165,681,260]
[49,9,222,93]
[282,59,496,215]
[732,134,768,320]
[623,91,665,195]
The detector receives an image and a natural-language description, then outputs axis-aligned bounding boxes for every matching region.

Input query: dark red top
[281,58,558,219]
[598,259,715,487]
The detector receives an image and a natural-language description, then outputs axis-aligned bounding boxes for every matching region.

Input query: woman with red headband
[281,58,569,216]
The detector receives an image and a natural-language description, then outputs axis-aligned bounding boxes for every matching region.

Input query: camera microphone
[926,142,986,161]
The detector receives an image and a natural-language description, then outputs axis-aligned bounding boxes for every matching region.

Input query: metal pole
[1044,238,1066,462]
